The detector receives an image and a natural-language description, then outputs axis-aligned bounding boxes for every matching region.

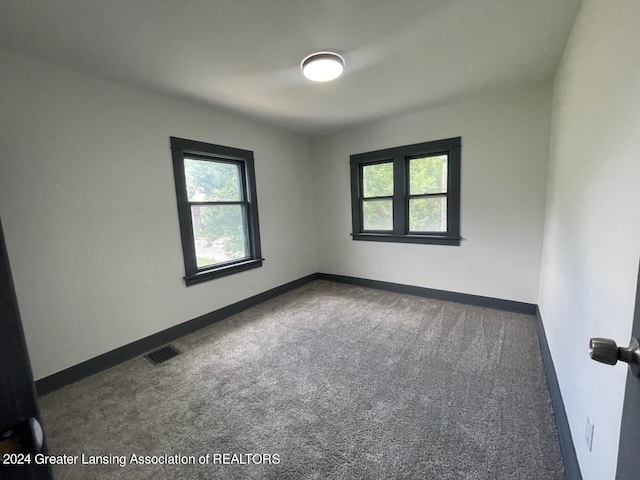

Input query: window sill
[184,258,263,286]
[351,233,460,246]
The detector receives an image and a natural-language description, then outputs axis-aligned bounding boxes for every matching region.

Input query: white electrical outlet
[585,416,594,452]
[336,258,341,267]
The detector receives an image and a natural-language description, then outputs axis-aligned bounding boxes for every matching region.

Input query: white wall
[538,1,640,479]
[312,84,552,304]
[0,50,317,380]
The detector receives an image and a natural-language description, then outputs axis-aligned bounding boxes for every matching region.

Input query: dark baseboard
[36,271,579,478]
[317,273,537,315]
[35,272,537,396]
[534,307,582,480]
[35,273,318,396]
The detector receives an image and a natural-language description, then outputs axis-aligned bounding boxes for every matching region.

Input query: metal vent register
[145,345,181,365]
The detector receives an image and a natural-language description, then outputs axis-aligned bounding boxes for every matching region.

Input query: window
[350,137,461,246]
[170,137,262,285]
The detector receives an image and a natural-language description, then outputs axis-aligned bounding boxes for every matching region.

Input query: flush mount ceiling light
[301,52,345,82]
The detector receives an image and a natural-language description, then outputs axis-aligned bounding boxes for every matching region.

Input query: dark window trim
[350,137,461,246]
[170,137,263,286]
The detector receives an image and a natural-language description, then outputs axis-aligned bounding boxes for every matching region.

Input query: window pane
[409,197,447,232]
[363,162,393,198]
[191,205,248,268]
[410,155,448,195]
[184,159,242,202]
[363,199,393,231]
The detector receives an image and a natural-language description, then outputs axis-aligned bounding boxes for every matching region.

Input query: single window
[170,137,262,285]
[350,137,461,246]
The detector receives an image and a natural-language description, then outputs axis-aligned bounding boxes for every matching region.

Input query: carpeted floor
[39,280,565,479]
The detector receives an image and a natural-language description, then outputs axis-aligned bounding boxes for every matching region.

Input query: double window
[170,137,262,285]
[350,137,461,245]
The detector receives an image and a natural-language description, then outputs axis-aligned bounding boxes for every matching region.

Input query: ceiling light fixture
[301,52,345,82]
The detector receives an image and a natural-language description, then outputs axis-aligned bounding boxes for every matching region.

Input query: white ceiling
[0,0,581,136]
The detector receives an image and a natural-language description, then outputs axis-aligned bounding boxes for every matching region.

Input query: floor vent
[145,345,181,365]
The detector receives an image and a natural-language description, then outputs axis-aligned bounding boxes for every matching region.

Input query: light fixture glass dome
[301,52,345,82]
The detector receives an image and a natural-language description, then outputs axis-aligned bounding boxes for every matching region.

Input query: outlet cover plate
[585,416,594,452]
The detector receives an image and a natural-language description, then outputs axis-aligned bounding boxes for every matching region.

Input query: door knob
[0,418,44,455]
[589,337,640,377]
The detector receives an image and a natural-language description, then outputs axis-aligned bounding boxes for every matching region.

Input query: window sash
[361,160,394,199]
[361,198,394,232]
[189,203,251,271]
[171,136,263,285]
[358,159,450,235]
[408,154,449,196]
[184,158,253,271]
[350,137,461,245]
[407,194,448,234]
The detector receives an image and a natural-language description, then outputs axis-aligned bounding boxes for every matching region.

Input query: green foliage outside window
[362,162,393,230]
[409,155,447,232]
[184,159,247,263]
[361,155,448,232]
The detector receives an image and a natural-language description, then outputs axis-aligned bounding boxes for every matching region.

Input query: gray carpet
[39,280,565,479]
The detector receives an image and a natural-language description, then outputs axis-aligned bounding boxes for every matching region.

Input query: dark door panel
[616,260,640,479]
[0,218,52,479]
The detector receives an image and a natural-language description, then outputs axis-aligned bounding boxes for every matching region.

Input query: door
[0,218,52,479]
[616,261,640,479]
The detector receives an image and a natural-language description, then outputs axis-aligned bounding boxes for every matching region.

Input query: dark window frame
[350,137,461,246]
[170,137,263,286]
